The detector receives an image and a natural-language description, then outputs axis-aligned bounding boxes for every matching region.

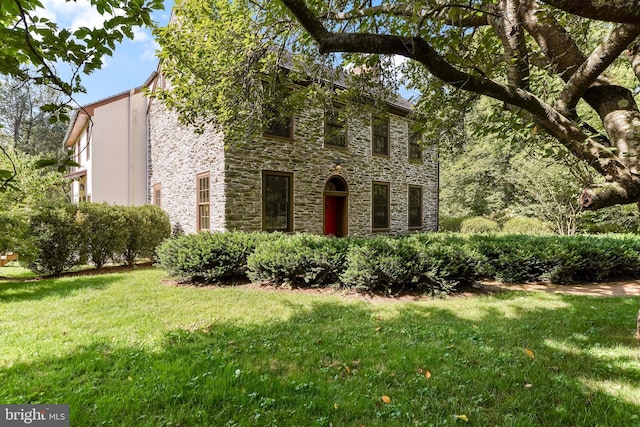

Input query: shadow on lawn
[0,274,124,302]
[1,292,639,426]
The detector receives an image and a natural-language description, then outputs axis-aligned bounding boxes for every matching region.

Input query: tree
[158,0,640,211]
[1,0,164,101]
[0,76,68,157]
[275,0,640,211]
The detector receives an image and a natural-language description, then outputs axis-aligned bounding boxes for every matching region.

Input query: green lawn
[1,268,638,426]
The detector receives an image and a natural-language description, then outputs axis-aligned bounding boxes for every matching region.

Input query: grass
[0,268,639,426]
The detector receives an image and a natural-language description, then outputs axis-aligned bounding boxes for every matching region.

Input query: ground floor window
[372,181,390,230]
[197,172,210,231]
[408,185,423,229]
[263,171,293,232]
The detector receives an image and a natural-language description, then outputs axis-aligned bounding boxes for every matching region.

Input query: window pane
[372,183,389,229]
[264,173,291,231]
[409,132,422,160]
[199,177,210,203]
[373,117,389,155]
[199,204,210,230]
[266,119,292,138]
[325,107,346,147]
[408,187,422,228]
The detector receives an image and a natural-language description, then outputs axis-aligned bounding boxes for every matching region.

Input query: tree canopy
[157,0,640,211]
[1,0,164,102]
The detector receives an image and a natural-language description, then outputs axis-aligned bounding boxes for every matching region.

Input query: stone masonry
[148,98,438,236]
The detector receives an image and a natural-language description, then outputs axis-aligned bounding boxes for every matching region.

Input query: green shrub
[577,204,640,234]
[77,203,129,268]
[247,234,350,287]
[438,215,469,232]
[460,217,499,234]
[501,217,553,235]
[122,205,171,266]
[340,237,418,293]
[20,205,82,276]
[408,234,483,291]
[467,234,640,284]
[156,231,266,283]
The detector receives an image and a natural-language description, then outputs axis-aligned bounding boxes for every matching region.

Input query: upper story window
[197,172,210,231]
[264,103,293,139]
[372,116,389,156]
[263,81,293,139]
[409,131,422,160]
[263,171,293,232]
[324,105,347,148]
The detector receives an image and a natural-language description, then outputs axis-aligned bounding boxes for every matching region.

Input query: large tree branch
[521,1,585,81]
[559,24,640,113]
[488,0,529,89]
[540,0,640,25]
[279,0,634,182]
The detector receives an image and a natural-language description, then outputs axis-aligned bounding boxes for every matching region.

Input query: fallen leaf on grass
[525,348,535,359]
[381,395,391,404]
[425,370,432,379]
[333,402,339,410]
[455,414,469,422]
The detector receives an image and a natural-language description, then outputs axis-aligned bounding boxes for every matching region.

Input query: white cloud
[39,0,123,31]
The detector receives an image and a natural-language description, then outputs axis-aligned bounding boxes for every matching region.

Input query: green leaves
[0,0,164,100]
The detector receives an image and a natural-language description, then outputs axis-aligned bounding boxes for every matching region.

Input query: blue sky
[42,0,174,106]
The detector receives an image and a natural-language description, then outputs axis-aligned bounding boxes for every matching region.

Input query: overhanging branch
[559,24,640,113]
[540,0,640,25]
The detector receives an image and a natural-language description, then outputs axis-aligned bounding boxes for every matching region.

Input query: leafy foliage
[501,217,554,235]
[77,203,129,269]
[247,234,350,287]
[159,231,640,288]
[156,231,270,283]
[460,217,500,234]
[121,205,171,266]
[0,0,164,99]
[19,204,82,276]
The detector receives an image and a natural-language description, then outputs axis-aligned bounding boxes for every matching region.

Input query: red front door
[324,196,345,236]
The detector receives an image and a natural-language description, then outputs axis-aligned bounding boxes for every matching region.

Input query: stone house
[147,75,439,236]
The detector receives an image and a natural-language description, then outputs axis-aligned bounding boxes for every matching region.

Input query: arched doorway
[323,176,348,236]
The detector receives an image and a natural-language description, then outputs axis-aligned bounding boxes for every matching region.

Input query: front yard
[0,268,638,426]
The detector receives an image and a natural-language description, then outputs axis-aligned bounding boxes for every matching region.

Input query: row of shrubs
[21,203,171,276]
[156,231,640,293]
[440,216,553,234]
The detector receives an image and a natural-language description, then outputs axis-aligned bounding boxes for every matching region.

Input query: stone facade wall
[149,99,438,236]
[147,101,226,233]
[223,106,439,235]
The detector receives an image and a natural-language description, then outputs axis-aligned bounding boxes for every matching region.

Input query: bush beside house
[157,231,640,293]
[19,204,170,276]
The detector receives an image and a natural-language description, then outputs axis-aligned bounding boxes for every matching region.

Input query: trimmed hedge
[158,231,640,291]
[247,234,350,287]
[20,203,171,275]
[156,231,271,283]
[20,205,83,276]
